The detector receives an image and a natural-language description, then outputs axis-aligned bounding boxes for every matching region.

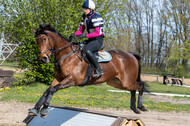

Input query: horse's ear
[39,25,43,30]
[46,24,51,28]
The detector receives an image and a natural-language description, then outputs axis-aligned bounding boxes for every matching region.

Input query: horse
[28,24,147,117]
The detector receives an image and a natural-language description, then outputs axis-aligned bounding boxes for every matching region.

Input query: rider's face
[84,8,91,15]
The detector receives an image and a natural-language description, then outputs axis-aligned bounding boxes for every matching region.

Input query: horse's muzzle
[41,55,50,63]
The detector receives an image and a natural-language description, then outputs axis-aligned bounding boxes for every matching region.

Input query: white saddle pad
[96,51,112,62]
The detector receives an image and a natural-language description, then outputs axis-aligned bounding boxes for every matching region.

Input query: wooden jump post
[0,69,18,88]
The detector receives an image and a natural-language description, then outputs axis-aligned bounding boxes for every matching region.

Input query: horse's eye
[43,38,46,42]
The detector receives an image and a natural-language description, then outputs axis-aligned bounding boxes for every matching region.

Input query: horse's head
[35,24,73,64]
[35,25,54,63]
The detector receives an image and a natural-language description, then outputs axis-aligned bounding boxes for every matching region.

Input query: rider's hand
[69,33,75,41]
[77,33,87,39]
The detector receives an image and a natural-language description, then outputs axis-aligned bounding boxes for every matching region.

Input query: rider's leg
[83,37,103,77]
[86,50,103,77]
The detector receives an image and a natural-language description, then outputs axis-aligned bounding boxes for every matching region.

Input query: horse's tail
[131,52,150,93]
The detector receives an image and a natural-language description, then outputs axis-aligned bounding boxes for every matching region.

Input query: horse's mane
[35,24,69,41]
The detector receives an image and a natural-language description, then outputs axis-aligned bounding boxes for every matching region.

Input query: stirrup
[92,70,103,78]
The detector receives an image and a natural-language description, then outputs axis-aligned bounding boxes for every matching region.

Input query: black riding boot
[86,50,103,78]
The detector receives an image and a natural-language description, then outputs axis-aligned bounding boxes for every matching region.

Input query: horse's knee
[43,89,50,97]
[136,82,144,91]
[49,86,57,93]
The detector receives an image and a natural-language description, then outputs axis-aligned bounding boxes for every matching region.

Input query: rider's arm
[86,27,103,38]
[75,14,86,36]
[75,25,85,36]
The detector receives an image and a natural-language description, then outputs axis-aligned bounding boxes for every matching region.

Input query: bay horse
[29,24,147,117]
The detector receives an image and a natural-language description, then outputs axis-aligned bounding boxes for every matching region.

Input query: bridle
[38,36,54,56]
[37,33,79,64]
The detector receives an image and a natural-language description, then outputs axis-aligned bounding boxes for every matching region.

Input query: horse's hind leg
[130,90,140,114]
[137,84,147,111]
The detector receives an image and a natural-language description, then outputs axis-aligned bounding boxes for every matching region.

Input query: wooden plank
[111,117,127,126]
[4,78,18,83]
[0,78,5,87]
[136,119,145,126]
[0,70,14,77]
[126,120,138,126]
[3,82,12,88]
[23,115,35,124]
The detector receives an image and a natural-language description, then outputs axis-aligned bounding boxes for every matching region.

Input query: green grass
[1,82,190,112]
[13,72,25,78]
[147,82,190,95]
[142,67,162,75]
[0,61,19,66]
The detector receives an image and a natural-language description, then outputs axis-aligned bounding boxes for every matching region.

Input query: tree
[163,0,190,75]
[1,0,115,84]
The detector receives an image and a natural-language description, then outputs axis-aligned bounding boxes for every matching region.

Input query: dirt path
[0,101,190,126]
[0,101,33,124]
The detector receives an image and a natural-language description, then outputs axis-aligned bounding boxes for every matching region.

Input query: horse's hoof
[130,107,141,114]
[28,108,38,116]
[40,107,49,117]
[41,114,48,118]
[134,109,141,114]
[138,106,148,111]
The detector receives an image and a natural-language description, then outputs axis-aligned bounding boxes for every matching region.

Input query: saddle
[78,43,112,86]
[79,42,112,63]
[94,50,112,62]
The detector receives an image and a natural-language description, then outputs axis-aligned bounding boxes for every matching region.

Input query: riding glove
[69,34,75,41]
[77,33,87,39]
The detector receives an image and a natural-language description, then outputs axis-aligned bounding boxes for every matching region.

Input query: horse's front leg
[28,78,59,116]
[40,77,75,117]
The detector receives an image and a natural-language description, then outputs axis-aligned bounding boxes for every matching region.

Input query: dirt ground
[0,66,24,73]
[0,101,190,126]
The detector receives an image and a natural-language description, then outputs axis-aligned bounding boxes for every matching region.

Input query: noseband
[40,37,54,55]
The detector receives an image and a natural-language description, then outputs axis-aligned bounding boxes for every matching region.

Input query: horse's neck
[54,38,69,50]
[49,32,69,50]
[51,33,73,58]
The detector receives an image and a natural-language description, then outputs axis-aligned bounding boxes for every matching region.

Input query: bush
[1,0,113,85]
[2,0,83,84]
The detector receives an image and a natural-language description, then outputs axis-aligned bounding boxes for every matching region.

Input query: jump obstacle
[0,68,18,88]
[23,105,144,126]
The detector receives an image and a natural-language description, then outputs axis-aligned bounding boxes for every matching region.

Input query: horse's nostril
[41,57,48,63]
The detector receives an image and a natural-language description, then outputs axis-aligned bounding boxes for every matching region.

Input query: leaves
[1,0,190,83]
[1,0,85,84]
[165,40,190,77]
[0,0,118,84]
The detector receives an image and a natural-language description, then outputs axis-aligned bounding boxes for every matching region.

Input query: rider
[70,0,104,78]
